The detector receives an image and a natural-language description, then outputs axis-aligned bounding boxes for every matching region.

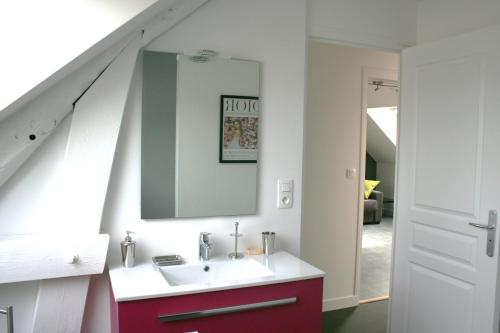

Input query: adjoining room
[361,78,398,302]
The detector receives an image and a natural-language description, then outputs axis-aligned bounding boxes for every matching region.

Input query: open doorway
[360,78,399,302]
[301,41,400,330]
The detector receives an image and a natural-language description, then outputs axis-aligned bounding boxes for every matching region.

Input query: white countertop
[109,251,325,302]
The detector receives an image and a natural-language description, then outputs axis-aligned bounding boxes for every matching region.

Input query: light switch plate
[277,179,293,209]
[346,168,357,179]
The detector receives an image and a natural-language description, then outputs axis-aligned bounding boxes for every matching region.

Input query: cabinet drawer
[113,278,323,333]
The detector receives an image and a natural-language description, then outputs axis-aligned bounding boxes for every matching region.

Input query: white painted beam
[0,234,109,284]
[32,276,91,333]
[9,1,211,331]
[0,0,209,191]
[54,0,210,233]
[55,39,142,234]
[31,33,141,331]
[0,35,134,190]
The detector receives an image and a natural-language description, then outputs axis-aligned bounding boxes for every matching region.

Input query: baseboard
[322,295,359,312]
[359,295,389,304]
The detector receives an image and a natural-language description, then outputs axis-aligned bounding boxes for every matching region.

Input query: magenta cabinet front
[111,278,323,333]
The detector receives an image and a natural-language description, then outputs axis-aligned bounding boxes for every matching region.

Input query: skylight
[367,107,398,145]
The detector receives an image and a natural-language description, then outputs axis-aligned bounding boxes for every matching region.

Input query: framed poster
[220,95,259,163]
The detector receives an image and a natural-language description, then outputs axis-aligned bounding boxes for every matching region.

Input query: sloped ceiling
[366,86,398,163]
[0,0,209,189]
[366,115,395,163]
[0,0,163,119]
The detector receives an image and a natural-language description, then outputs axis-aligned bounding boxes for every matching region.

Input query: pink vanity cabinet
[111,277,323,333]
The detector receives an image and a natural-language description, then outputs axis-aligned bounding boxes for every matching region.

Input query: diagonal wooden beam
[0,0,210,192]
[0,35,135,190]
[30,32,142,332]
[30,1,210,331]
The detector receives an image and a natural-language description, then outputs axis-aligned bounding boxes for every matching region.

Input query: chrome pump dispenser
[121,231,136,268]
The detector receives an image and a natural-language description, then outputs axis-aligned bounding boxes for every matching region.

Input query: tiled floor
[360,217,393,300]
[322,219,392,332]
[322,300,388,333]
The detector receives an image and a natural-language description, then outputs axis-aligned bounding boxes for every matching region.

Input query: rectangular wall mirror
[141,51,260,219]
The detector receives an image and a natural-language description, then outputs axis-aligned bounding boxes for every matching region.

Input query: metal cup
[262,232,275,255]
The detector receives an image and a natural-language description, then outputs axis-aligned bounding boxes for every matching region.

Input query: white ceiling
[366,85,398,163]
[0,0,161,117]
[366,113,396,163]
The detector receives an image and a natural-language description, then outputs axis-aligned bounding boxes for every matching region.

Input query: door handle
[469,210,497,258]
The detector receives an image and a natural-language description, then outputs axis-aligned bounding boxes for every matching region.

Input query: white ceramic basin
[159,258,274,286]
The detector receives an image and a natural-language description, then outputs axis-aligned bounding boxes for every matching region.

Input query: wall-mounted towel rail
[0,305,13,333]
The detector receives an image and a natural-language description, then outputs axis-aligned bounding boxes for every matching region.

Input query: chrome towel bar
[0,306,13,333]
[158,297,297,322]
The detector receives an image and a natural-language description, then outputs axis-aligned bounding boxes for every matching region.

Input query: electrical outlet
[277,179,293,209]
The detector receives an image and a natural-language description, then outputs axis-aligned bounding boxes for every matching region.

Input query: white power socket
[277,179,293,209]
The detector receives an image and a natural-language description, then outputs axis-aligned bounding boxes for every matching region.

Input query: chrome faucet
[199,232,212,261]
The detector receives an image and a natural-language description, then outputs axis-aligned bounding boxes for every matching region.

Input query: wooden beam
[56,41,141,232]
[0,0,209,191]
[0,35,134,189]
[53,0,210,232]
[30,33,141,331]
[32,276,91,333]
[26,1,210,331]
[0,234,109,284]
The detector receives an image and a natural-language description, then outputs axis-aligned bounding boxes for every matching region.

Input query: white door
[390,25,500,333]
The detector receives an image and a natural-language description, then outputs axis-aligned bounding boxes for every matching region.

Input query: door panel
[391,25,500,333]
[410,221,477,268]
[407,263,474,333]
[414,56,483,215]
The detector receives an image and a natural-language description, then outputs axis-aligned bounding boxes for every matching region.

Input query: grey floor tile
[360,217,393,300]
[323,300,388,333]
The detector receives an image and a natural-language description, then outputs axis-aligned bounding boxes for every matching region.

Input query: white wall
[377,162,395,200]
[81,0,308,330]
[301,41,399,310]
[417,0,500,44]
[308,0,417,51]
[175,56,258,217]
[0,1,307,331]
[121,0,307,260]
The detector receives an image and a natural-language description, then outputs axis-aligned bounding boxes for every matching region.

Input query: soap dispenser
[121,231,136,268]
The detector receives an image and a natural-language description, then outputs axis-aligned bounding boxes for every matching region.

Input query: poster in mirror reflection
[220,95,259,163]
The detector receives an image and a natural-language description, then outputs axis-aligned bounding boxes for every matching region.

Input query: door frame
[354,67,400,301]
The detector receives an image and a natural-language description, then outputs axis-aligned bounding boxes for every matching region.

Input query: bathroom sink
[159,258,274,286]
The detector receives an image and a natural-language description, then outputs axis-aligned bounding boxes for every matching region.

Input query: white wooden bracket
[0,234,109,284]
